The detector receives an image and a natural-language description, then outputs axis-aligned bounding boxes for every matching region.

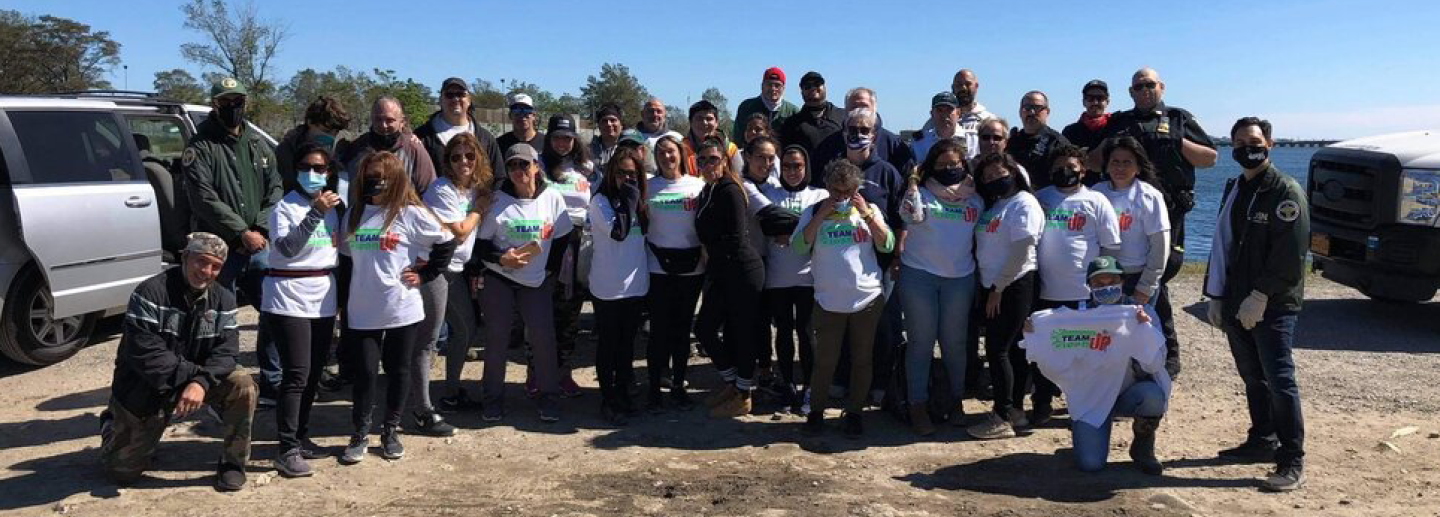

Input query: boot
[1130,416,1164,475]
[908,404,936,436]
[704,384,738,409]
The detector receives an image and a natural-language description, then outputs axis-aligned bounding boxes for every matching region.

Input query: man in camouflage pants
[100,232,257,491]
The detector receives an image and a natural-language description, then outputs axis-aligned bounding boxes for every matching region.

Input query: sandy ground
[1,273,1438,517]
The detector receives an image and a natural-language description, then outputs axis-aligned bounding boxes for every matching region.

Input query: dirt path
[1,274,1437,516]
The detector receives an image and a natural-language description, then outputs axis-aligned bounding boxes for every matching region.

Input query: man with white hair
[815,87,915,176]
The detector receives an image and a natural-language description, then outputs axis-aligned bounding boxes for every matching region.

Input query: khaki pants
[808,296,885,415]
[100,370,257,483]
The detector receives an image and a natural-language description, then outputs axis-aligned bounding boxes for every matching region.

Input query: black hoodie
[414,109,505,180]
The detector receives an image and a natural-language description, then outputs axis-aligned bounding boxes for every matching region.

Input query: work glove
[1236,290,1269,330]
[1206,298,1224,328]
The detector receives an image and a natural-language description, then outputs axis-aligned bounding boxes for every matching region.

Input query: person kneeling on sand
[100,232,257,491]
[1021,255,1170,475]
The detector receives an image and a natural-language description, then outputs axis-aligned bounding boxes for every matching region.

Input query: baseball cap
[931,92,959,108]
[799,71,825,88]
[547,114,576,137]
[210,77,247,99]
[618,129,646,147]
[504,143,539,163]
[1083,79,1109,96]
[441,77,468,93]
[1087,255,1124,279]
[184,232,229,259]
[508,93,534,110]
[763,67,786,84]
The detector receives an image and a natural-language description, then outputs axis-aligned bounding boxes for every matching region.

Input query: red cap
[763,67,786,85]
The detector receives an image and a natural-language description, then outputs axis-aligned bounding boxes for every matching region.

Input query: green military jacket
[182,116,282,246]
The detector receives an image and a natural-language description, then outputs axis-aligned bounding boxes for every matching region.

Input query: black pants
[267,312,336,452]
[348,323,419,434]
[594,296,645,404]
[983,271,1036,416]
[1030,299,1081,408]
[646,273,703,389]
[766,286,815,385]
[701,264,766,388]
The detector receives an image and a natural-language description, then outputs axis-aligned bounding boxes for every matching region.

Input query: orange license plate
[1310,233,1330,256]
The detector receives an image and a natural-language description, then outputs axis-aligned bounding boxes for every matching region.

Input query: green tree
[469,78,507,110]
[580,62,650,127]
[665,104,689,136]
[179,0,286,95]
[0,10,120,93]
[701,87,732,137]
[367,69,434,128]
[153,68,206,103]
[281,66,373,128]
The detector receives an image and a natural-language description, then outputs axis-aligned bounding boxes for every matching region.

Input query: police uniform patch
[1276,200,1300,222]
[221,77,238,89]
[182,147,197,167]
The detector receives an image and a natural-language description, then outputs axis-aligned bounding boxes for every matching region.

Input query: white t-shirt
[477,187,574,287]
[421,177,478,273]
[792,205,893,313]
[587,193,649,300]
[1020,304,1171,428]
[975,192,1045,288]
[760,184,828,288]
[1035,186,1123,301]
[900,188,984,279]
[262,191,341,318]
[545,163,595,227]
[341,204,452,330]
[644,174,706,275]
[432,116,471,146]
[1093,180,1171,270]
[744,176,780,256]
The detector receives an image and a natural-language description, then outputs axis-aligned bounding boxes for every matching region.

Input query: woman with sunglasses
[643,134,706,412]
[588,153,649,424]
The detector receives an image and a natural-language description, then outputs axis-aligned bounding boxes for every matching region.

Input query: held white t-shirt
[975,191,1045,288]
[421,177,477,273]
[1020,304,1171,428]
[792,205,892,313]
[587,193,649,300]
[901,188,984,279]
[547,167,594,227]
[760,184,828,288]
[262,191,341,318]
[341,204,452,330]
[644,174,706,275]
[477,187,575,287]
[1093,180,1171,270]
[1035,186,1123,301]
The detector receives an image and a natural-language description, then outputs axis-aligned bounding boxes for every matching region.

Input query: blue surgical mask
[1091,285,1125,305]
[298,169,327,194]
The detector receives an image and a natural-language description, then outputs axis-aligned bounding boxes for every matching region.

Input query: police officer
[183,77,285,405]
[1204,117,1309,493]
[1097,67,1218,377]
[1006,90,1069,190]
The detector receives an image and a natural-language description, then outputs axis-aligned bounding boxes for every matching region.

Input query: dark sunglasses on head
[1021,104,1048,113]
[979,134,1005,142]
[697,156,724,166]
[1084,94,1108,102]
[300,163,329,172]
[449,152,477,163]
[1131,81,1159,91]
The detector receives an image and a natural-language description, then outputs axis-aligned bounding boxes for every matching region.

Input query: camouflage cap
[183,232,229,259]
[210,77,248,99]
[1087,255,1124,279]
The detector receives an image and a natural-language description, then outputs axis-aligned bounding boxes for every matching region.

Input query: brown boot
[909,405,936,436]
[709,391,752,418]
[1130,416,1164,475]
[704,385,738,408]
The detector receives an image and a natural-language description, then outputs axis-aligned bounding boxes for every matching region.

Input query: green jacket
[1205,164,1309,313]
[732,96,798,145]
[182,117,283,246]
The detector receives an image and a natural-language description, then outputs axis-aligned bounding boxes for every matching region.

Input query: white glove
[1236,290,1269,330]
[1206,298,1223,328]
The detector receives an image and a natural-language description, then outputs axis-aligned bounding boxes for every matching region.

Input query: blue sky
[12,0,1438,139]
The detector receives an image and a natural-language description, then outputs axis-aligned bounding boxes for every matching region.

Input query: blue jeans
[1072,380,1168,472]
[897,266,974,403]
[1224,311,1304,467]
[219,248,279,393]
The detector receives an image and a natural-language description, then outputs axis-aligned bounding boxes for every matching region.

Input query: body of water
[1180,146,1315,262]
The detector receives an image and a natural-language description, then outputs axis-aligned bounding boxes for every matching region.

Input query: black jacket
[778,101,845,170]
[413,110,505,182]
[1007,125,1070,190]
[109,267,239,416]
[813,116,915,179]
[1102,102,1215,194]
[695,177,764,272]
[1204,164,1309,314]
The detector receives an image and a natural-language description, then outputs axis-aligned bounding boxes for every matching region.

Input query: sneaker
[437,388,482,413]
[481,402,505,423]
[1007,407,1030,429]
[801,411,824,436]
[215,462,246,491]
[298,437,329,460]
[272,449,313,478]
[411,411,457,437]
[525,375,540,399]
[669,388,696,411]
[949,402,968,427]
[318,370,349,392]
[601,401,628,426]
[704,385,739,409]
[709,392,752,418]
[908,405,936,437]
[339,435,368,465]
[1218,438,1279,463]
[646,389,665,414]
[967,412,1017,440]
[379,427,404,460]
[537,395,561,423]
[559,373,583,398]
[1261,464,1306,492]
[798,387,812,416]
[842,412,864,438]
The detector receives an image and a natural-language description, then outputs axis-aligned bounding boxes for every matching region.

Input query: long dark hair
[743,135,779,182]
[696,135,745,208]
[541,128,591,182]
[913,137,968,189]
[597,152,649,227]
[972,151,1031,205]
[291,142,340,193]
[1102,136,1162,191]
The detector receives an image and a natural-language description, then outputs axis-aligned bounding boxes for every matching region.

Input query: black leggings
[766,286,814,385]
[983,271,1036,417]
[646,273,703,389]
[594,296,645,403]
[700,264,766,389]
[348,323,419,434]
[266,312,336,452]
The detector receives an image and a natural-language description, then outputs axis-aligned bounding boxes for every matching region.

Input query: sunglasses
[1021,104,1048,113]
[1084,94,1108,103]
[847,126,874,134]
[300,163,329,172]
[449,152,477,163]
[697,156,724,166]
[506,160,531,170]
[979,134,1005,142]
[443,91,468,100]
[510,108,535,117]
[1131,81,1159,91]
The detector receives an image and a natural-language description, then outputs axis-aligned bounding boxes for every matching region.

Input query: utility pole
[123,65,128,90]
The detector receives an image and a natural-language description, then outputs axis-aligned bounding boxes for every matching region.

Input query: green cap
[210,77,248,99]
[1087,255,1124,279]
[618,129,646,147]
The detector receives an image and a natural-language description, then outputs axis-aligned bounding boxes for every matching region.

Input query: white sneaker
[966,412,1017,440]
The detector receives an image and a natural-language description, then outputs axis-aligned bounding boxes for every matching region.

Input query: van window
[127,117,189,162]
[9,111,142,184]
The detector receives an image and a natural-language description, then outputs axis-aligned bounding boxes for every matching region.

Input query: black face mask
[1232,145,1269,170]
[1050,167,1082,188]
[216,104,245,129]
[371,131,400,150]
[932,166,966,186]
[361,178,387,199]
[979,175,1015,200]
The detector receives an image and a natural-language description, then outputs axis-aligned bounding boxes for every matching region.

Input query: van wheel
[0,269,97,365]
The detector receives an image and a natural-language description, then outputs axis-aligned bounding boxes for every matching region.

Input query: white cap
[508,93,534,109]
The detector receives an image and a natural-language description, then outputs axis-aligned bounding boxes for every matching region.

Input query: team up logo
[1046,209,1088,231]
[977,211,1002,233]
[819,221,871,247]
[1049,328,1113,351]
[1116,209,1135,231]
[504,219,554,242]
[349,228,400,252]
[650,192,697,212]
[930,200,979,222]
[307,228,335,248]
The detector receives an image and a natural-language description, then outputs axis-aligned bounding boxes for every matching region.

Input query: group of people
[98,66,1310,494]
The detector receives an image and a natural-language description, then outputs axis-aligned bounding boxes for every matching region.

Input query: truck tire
[0,269,98,365]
